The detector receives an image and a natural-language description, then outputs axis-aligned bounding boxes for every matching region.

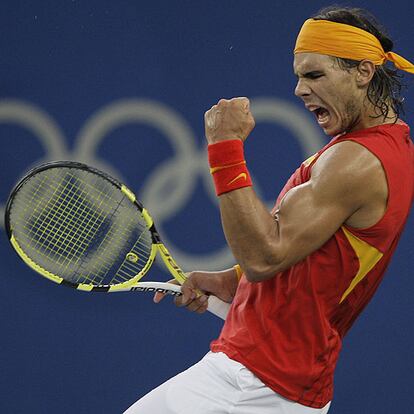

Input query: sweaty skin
[157,53,391,313]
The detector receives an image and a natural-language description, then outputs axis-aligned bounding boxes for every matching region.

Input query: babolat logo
[130,286,181,296]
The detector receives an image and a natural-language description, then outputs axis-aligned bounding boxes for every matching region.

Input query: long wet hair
[312,6,405,120]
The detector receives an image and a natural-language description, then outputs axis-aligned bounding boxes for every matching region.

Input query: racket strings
[27,182,101,265]
[19,173,112,272]
[74,196,152,285]
[56,183,121,283]
[21,177,76,247]
[10,168,153,286]
[111,225,153,284]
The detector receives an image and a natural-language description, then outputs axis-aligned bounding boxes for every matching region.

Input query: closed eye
[294,71,324,81]
[304,71,324,79]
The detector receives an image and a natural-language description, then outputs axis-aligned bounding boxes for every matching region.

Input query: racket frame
[5,161,188,293]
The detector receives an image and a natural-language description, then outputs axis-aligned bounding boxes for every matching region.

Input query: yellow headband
[294,19,414,74]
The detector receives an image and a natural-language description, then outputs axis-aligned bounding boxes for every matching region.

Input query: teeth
[312,107,322,118]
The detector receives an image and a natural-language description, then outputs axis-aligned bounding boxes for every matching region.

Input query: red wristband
[208,140,252,196]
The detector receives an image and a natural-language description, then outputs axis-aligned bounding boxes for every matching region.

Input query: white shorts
[124,352,331,414]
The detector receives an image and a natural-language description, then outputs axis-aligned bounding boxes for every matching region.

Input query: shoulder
[310,140,386,207]
[313,140,384,181]
[313,140,382,175]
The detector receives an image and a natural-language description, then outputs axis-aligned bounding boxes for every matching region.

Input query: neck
[351,100,398,133]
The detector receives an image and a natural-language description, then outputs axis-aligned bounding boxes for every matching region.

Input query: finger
[205,112,214,131]
[174,287,197,307]
[205,109,217,130]
[205,104,217,116]
[184,294,209,313]
[231,97,250,112]
[194,297,209,314]
[195,301,209,314]
[218,98,229,107]
[153,292,165,303]
[153,279,179,303]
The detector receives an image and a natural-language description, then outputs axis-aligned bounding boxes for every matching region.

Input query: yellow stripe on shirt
[340,226,384,303]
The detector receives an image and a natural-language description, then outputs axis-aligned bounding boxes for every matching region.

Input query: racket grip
[207,295,231,320]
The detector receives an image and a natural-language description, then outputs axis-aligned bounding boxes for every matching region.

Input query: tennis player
[125,6,414,413]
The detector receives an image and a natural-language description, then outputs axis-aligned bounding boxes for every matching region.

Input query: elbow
[242,245,290,283]
[237,236,289,282]
[242,254,286,283]
[244,269,270,283]
[243,267,279,283]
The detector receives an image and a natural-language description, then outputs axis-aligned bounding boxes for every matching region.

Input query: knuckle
[186,302,198,312]
[174,297,183,307]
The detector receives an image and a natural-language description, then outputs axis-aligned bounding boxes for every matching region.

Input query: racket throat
[156,243,187,285]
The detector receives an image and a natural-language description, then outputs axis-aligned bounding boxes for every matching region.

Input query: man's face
[293,52,364,136]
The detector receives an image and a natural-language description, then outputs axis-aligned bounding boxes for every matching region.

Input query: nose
[294,78,311,98]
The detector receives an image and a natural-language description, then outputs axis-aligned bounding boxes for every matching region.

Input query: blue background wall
[0,1,413,413]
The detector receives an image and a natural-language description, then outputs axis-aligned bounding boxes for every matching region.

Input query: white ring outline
[1,97,325,271]
[0,99,68,228]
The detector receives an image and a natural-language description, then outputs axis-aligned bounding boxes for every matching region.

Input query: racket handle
[127,282,230,320]
[150,282,231,320]
[207,295,231,320]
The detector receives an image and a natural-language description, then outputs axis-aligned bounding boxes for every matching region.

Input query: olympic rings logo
[0,98,324,270]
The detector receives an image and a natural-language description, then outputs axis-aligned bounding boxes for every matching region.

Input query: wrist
[221,267,240,300]
[207,136,243,145]
[208,140,252,196]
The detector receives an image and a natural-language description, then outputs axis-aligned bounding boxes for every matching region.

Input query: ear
[356,60,376,87]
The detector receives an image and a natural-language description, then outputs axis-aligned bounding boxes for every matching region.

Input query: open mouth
[311,107,330,126]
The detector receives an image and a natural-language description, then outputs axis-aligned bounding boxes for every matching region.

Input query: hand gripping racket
[5,161,230,320]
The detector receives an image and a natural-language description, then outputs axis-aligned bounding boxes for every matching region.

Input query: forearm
[204,98,283,280]
[204,99,369,285]
[219,187,282,281]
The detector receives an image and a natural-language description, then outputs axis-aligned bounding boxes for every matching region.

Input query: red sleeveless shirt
[210,122,414,408]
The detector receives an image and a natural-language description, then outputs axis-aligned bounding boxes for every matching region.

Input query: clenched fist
[204,97,255,144]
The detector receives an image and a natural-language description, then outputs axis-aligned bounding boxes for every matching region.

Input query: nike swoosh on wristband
[227,172,247,186]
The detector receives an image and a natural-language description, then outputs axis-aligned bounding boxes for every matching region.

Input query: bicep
[273,142,379,272]
[217,141,383,281]
[274,179,353,271]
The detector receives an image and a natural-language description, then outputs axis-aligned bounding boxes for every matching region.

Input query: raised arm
[205,98,388,282]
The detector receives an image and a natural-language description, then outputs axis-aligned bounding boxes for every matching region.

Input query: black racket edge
[4,160,163,272]
[4,160,144,237]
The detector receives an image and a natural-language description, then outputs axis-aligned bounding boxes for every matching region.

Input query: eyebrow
[294,70,324,78]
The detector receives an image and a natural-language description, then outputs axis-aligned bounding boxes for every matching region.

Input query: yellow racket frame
[9,183,187,292]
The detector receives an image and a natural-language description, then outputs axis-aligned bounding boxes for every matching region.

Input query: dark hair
[312,6,405,120]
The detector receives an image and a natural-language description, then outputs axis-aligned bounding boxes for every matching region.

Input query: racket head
[5,161,160,291]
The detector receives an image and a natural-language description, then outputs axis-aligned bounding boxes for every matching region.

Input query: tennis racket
[5,161,230,320]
